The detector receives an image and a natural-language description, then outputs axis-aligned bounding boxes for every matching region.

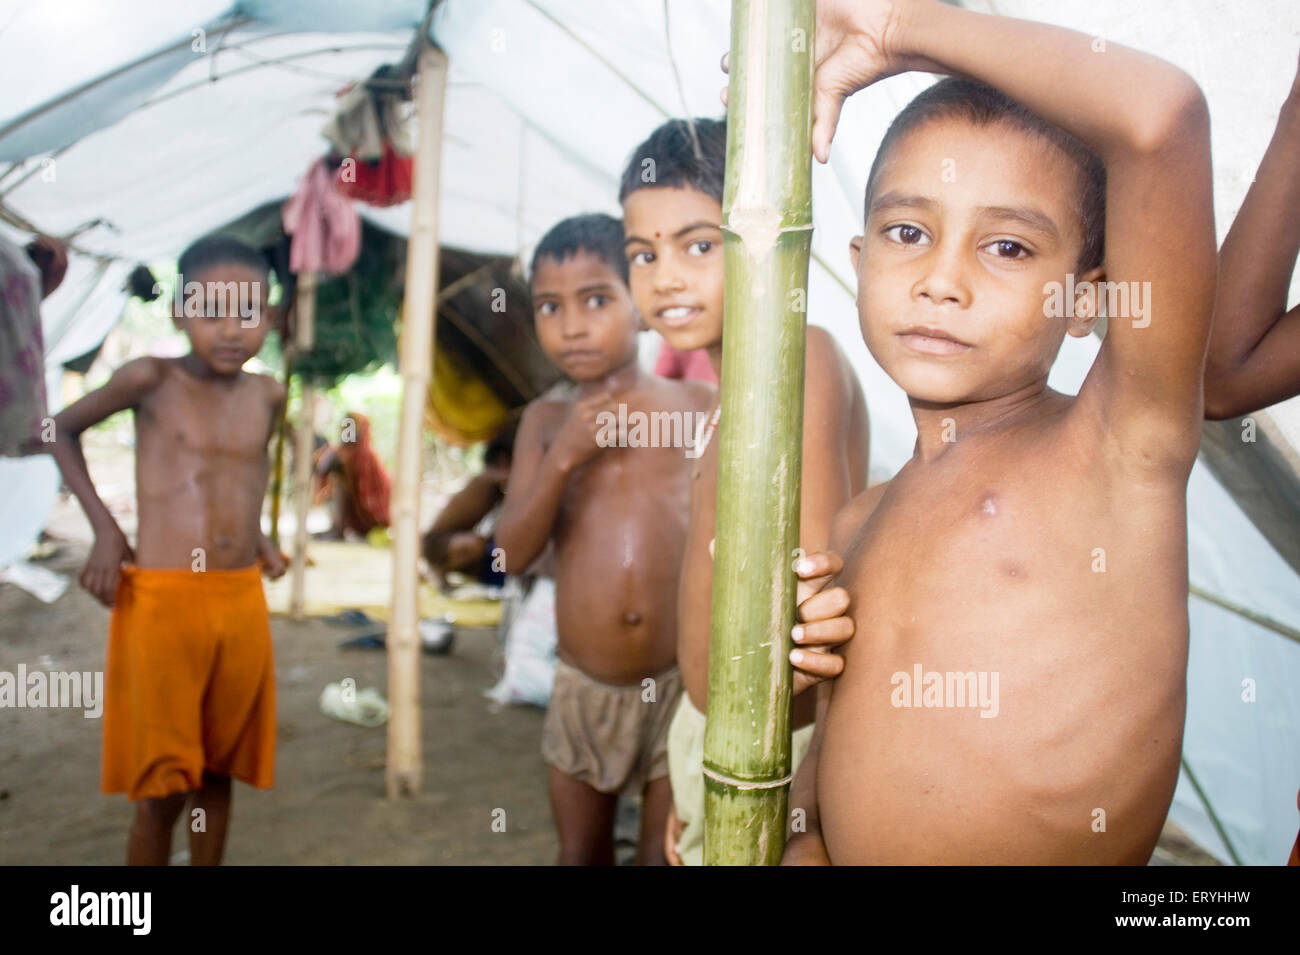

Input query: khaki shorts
[666,694,815,866]
[541,659,682,795]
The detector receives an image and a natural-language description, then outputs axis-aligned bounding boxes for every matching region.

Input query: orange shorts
[102,565,276,801]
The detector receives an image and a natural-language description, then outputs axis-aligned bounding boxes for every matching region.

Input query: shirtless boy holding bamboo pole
[785,0,1216,864]
[619,119,871,865]
[50,236,286,865]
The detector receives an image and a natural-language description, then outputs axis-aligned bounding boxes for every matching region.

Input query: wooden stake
[703,0,814,865]
[289,271,316,621]
[387,42,448,798]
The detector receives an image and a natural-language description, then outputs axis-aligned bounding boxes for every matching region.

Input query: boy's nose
[912,245,971,308]
[559,312,587,339]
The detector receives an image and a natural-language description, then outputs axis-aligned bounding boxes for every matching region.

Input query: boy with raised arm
[49,236,286,865]
[784,0,1216,864]
[619,119,870,865]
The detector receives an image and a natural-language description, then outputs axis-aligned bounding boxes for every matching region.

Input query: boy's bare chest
[840,451,1108,646]
[821,447,1189,863]
[548,439,692,543]
[140,376,270,462]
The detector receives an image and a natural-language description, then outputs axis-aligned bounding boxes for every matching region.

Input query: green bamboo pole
[703,0,814,865]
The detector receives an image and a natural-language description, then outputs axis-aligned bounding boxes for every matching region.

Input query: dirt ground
[0,534,564,865]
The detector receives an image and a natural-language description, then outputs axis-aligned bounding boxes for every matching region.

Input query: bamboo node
[721,215,814,253]
[702,764,793,791]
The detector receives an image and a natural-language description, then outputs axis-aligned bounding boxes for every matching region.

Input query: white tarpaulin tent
[1,0,1297,864]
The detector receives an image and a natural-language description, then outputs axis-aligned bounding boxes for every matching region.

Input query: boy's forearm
[902,1,1205,161]
[494,450,571,571]
[1209,95,1300,377]
[427,475,500,536]
[50,432,121,538]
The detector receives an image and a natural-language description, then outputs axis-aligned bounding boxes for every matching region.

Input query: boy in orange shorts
[51,236,286,865]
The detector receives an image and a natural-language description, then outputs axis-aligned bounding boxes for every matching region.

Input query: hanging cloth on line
[335,141,413,208]
[282,158,361,276]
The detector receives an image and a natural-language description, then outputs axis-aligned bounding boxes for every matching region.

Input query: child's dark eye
[687,240,712,256]
[585,295,608,309]
[630,250,654,266]
[536,302,558,317]
[986,239,1029,259]
[883,224,928,246]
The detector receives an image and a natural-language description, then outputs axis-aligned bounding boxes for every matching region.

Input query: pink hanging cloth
[282,158,361,275]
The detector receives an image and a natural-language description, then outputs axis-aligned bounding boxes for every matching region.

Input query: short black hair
[530,213,629,285]
[865,78,1106,273]
[177,235,270,283]
[618,117,727,205]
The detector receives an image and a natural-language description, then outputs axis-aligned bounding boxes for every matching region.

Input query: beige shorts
[541,659,682,795]
[666,694,815,866]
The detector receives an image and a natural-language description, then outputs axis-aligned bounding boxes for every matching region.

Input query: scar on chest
[979,492,998,516]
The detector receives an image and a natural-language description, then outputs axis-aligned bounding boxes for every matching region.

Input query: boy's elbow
[1202,351,1262,420]
[1202,379,1251,421]
[492,525,530,570]
[50,413,80,444]
[1130,72,1209,156]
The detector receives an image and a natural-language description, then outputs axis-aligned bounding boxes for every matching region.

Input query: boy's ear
[1067,265,1105,338]
[849,236,864,273]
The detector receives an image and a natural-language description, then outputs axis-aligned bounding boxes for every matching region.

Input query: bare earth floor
[0,540,557,865]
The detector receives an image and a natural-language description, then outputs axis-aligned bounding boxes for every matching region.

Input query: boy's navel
[623,610,643,627]
[979,494,998,517]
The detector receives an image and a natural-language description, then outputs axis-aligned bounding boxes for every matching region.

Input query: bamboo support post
[289,271,316,620]
[387,42,448,798]
[703,0,815,865]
